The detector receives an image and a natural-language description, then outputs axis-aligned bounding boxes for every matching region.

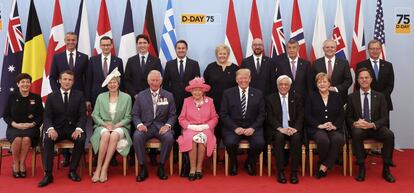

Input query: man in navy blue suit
[220,69,265,176]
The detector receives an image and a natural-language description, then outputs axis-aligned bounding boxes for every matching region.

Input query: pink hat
[185,77,211,92]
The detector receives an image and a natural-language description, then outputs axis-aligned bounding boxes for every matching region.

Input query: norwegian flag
[290,0,308,60]
[350,0,366,70]
[225,0,243,65]
[93,0,115,56]
[245,0,263,57]
[41,0,66,102]
[269,0,285,59]
[0,0,24,118]
[373,0,386,59]
[332,0,349,60]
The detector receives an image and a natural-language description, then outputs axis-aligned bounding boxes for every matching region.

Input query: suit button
[325,116,328,118]
[325,109,328,112]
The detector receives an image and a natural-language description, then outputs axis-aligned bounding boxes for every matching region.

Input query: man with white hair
[132,70,176,182]
[265,75,304,184]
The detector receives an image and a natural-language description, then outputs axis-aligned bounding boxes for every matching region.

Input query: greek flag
[159,0,177,68]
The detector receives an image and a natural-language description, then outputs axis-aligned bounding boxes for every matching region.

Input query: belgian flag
[21,0,46,94]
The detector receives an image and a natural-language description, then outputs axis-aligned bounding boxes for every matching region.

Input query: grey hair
[276,75,292,86]
[147,70,162,81]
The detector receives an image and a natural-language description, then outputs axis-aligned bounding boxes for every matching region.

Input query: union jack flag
[270,0,285,59]
[374,0,386,59]
[350,0,366,70]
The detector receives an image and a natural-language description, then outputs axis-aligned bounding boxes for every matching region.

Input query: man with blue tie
[221,69,265,176]
[347,68,395,183]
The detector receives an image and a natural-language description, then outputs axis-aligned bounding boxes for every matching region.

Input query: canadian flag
[93,0,115,56]
[41,0,65,102]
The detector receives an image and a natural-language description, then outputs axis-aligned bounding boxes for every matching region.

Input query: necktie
[141,56,146,70]
[373,60,379,80]
[241,89,246,118]
[103,57,108,77]
[327,59,333,78]
[69,52,74,70]
[64,92,69,109]
[152,92,158,118]
[363,92,370,122]
[282,95,289,128]
[291,60,296,80]
[256,58,261,74]
[179,59,184,80]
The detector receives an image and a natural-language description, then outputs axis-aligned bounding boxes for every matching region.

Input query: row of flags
[0,0,387,118]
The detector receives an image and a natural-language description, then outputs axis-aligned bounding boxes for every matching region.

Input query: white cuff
[76,127,84,133]
[46,127,55,133]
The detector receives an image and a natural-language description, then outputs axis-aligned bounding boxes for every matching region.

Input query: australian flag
[0,0,24,118]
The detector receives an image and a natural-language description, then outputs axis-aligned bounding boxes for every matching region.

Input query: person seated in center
[90,68,132,183]
[177,77,218,181]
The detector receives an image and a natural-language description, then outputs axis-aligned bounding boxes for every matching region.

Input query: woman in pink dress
[177,77,218,181]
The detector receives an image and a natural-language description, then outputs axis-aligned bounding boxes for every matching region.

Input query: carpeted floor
[0,149,413,193]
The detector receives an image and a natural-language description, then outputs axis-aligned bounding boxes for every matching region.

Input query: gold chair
[225,140,263,176]
[266,144,306,177]
[54,139,85,174]
[88,143,128,176]
[0,139,37,176]
[178,144,217,176]
[308,140,347,176]
[348,139,383,176]
[134,138,173,176]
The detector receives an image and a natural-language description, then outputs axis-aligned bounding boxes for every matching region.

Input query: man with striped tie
[220,69,265,176]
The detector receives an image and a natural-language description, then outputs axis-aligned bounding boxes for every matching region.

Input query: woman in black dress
[4,73,43,178]
[203,44,239,146]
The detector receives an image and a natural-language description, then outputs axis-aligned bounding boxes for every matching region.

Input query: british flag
[270,0,285,59]
[374,0,386,59]
[350,0,366,70]
[0,0,24,117]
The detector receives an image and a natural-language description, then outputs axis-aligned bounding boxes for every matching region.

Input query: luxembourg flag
[309,0,326,62]
[245,0,262,57]
[350,0,366,70]
[332,0,349,60]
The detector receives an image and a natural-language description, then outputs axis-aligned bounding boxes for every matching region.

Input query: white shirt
[279,93,290,120]
[238,86,249,112]
[360,89,372,117]
[324,56,336,72]
[66,50,77,65]
[101,54,111,73]
[370,58,380,70]
[177,57,187,72]
[139,52,149,64]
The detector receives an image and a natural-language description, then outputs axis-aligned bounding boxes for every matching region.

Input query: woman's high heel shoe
[19,171,27,178]
[195,172,203,180]
[12,170,21,178]
[188,173,196,181]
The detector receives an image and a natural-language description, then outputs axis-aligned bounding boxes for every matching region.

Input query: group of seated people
[3,66,395,187]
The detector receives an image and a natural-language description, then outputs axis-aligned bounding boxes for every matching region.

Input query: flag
[118,0,136,70]
[245,0,262,57]
[224,0,243,65]
[374,0,386,59]
[93,0,115,56]
[269,0,286,59]
[75,0,91,57]
[290,0,308,60]
[21,0,46,95]
[143,0,158,56]
[159,0,177,68]
[332,0,349,60]
[309,0,327,62]
[350,0,366,70]
[41,0,65,102]
[0,0,24,118]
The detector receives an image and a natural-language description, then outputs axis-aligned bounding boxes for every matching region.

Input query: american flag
[373,0,386,59]
[0,0,24,118]
[270,0,286,59]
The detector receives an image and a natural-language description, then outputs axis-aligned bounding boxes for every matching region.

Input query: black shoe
[62,157,70,167]
[68,171,81,182]
[12,170,21,178]
[244,162,256,176]
[136,165,148,182]
[38,175,53,187]
[229,163,238,176]
[277,171,287,184]
[195,172,203,180]
[110,156,118,167]
[188,173,196,181]
[355,165,365,182]
[19,171,27,178]
[157,166,168,180]
[390,160,396,167]
[290,172,299,184]
[382,167,396,183]
[315,170,327,179]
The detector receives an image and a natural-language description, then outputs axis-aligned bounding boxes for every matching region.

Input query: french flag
[118,0,136,71]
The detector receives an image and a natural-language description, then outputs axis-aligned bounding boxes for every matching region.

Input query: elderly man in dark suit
[347,68,395,183]
[276,39,312,102]
[124,34,163,98]
[38,70,87,187]
[311,39,352,103]
[265,75,304,184]
[240,38,277,97]
[132,70,176,182]
[221,69,265,176]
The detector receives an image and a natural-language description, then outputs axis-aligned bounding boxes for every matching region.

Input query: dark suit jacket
[162,57,200,110]
[355,59,394,110]
[346,90,388,130]
[49,51,89,92]
[305,91,345,136]
[131,88,176,129]
[85,54,123,104]
[43,89,87,131]
[311,57,352,102]
[220,87,265,136]
[124,54,163,97]
[276,57,312,101]
[265,92,304,143]
[240,55,277,97]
